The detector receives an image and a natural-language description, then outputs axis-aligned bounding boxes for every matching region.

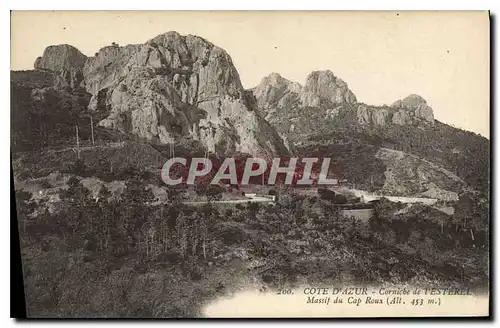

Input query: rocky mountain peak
[302,70,357,106]
[253,73,302,110]
[252,69,435,139]
[259,72,293,87]
[33,31,289,157]
[253,69,357,111]
[266,72,284,81]
[34,44,87,72]
[392,94,427,109]
[356,93,435,127]
[391,94,434,123]
[34,44,87,89]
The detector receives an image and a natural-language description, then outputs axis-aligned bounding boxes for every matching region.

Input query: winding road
[183,195,275,205]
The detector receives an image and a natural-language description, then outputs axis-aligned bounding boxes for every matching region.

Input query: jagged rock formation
[254,72,435,134]
[355,99,434,127]
[357,104,389,126]
[357,94,435,127]
[391,110,411,126]
[391,94,435,124]
[301,70,357,106]
[253,73,302,110]
[251,71,359,145]
[34,44,87,90]
[33,32,289,157]
[253,71,356,111]
[252,71,359,147]
[15,33,488,199]
[250,71,475,198]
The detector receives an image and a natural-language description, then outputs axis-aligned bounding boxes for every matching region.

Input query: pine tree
[60,176,91,206]
[97,185,112,205]
[121,179,155,204]
[15,189,34,234]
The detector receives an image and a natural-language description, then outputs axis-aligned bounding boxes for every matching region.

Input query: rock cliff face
[254,72,435,131]
[253,73,302,110]
[391,94,435,124]
[301,70,357,106]
[34,32,289,157]
[253,70,356,111]
[252,71,359,145]
[253,71,436,149]
[356,104,389,126]
[34,44,87,90]
[355,96,434,127]
[32,34,436,157]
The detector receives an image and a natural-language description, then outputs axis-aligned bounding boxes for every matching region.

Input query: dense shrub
[15,177,489,317]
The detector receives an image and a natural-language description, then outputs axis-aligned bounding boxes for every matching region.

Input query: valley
[11,30,490,318]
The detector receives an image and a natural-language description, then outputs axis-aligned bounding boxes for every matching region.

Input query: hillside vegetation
[15,178,488,317]
[11,31,490,319]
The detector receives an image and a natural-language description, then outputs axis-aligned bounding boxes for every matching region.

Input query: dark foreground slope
[16,181,488,317]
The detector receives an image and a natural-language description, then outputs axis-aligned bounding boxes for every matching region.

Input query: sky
[11,11,490,138]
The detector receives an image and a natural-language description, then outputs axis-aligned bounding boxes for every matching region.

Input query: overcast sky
[11,11,490,138]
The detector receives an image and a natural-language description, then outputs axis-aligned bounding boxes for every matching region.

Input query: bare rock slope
[33,32,289,157]
[253,72,435,143]
[34,44,87,90]
[375,148,464,201]
[253,71,356,111]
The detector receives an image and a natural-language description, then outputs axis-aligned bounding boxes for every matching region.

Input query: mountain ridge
[252,71,434,126]
[30,32,290,158]
[11,30,489,196]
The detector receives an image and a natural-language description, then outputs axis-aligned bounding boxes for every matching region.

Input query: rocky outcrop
[253,71,435,131]
[31,34,435,156]
[357,104,388,126]
[392,110,411,125]
[253,73,302,110]
[253,70,357,110]
[356,105,371,125]
[34,44,87,90]
[250,71,360,146]
[356,95,435,127]
[302,70,357,106]
[96,66,204,144]
[392,94,435,123]
[30,87,55,102]
[34,32,289,157]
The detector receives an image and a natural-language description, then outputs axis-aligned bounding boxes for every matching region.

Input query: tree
[206,185,223,202]
[175,211,188,258]
[15,190,34,233]
[98,156,113,176]
[60,176,91,206]
[455,193,489,245]
[194,184,208,198]
[55,176,93,244]
[165,186,180,203]
[97,185,112,205]
[121,179,155,205]
[73,159,86,175]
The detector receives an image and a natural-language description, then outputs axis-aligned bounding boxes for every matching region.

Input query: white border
[4,1,496,10]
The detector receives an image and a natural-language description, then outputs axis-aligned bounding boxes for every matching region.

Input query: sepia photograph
[10,10,490,318]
